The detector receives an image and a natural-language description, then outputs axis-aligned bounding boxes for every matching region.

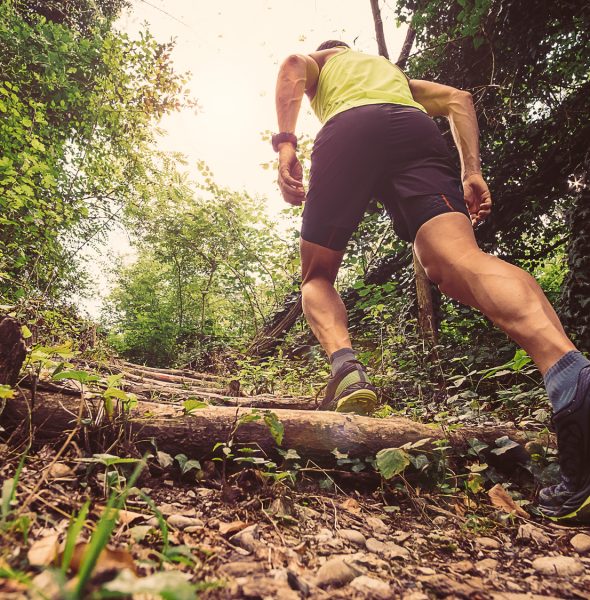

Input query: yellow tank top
[310,48,426,124]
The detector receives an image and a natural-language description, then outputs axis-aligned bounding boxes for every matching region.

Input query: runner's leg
[413,212,575,375]
[300,238,349,356]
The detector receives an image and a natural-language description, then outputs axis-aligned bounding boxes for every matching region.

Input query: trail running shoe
[318,361,378,415]
[538,365,590,523]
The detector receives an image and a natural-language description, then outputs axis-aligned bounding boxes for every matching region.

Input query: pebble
[475,536,501,550]
[365,516,389,533]
[385,541,411,559]
[219,561,264,577]
[366,537,387,554]
[432,515,446,526]
[476,558,498,572]
[338,528,366,546]
[166,514,204,530]
[350,575,392,599]
[570,533,590,554]
[531,555,585,577]
[451,560,474,574]
[517,523,550,546]
[315,557,363,588]
[230,525,259,553]
[315,527,333,543]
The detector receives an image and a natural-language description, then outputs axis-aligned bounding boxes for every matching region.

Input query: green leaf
[20,325,32,339]
[263,411,284,446]
[182,399,208,413]
[375,448,410,479]
[0,385,15,400]
[52,370,99,384]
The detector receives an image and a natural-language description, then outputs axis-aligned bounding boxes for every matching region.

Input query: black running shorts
[301,103,471,250]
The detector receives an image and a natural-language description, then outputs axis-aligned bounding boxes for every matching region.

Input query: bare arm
[409,79,491,224]
[274,54,319,205]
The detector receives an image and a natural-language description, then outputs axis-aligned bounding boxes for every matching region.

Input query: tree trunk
[396,26,416,69]
[369,0,389,59]
[560,157,590,353]
[413,250,438,346]
[0,317,27,387]
[2,390,537,463]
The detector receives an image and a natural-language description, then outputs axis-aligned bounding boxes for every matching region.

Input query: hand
[463,173,492,226]
[277,143,305,206]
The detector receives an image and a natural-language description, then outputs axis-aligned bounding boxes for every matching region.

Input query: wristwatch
[271,132,298,152]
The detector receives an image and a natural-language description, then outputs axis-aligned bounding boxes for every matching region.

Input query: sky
[82,0,409,316]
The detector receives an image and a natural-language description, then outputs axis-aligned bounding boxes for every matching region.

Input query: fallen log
[2,390,539,464]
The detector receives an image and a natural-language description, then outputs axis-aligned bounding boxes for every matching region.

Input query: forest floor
[1,361,590,599]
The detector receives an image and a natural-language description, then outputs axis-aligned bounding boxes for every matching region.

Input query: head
[315,40,350,51]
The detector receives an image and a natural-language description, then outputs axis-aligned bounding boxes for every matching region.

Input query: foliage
[0,0,191,302]
[104,168,298,367]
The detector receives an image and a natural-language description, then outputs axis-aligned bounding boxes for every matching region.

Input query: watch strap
[272,132,298,152]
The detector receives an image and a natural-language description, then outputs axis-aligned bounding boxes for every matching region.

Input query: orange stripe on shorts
[440,193,455,211]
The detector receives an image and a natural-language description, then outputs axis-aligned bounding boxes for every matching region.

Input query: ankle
[330,347,357,376]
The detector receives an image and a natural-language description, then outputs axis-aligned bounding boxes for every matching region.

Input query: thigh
[413,212,480,285]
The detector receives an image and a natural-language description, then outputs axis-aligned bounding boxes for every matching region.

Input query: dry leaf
[48,463,75,479]
[27,534,60,566]
[339,498,361,514]
[488,483,529,518]
[218,520,248,536]
[67,543,137,575]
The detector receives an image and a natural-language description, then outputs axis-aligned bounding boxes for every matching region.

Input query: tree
[0,1,192,302]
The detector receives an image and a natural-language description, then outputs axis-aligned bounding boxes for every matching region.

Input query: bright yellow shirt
[310,48,426,124]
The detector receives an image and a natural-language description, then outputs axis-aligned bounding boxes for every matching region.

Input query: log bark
[0,317,27,387]
[2,390,537,463]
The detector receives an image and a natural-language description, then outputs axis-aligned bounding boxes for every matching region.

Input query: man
[272,40,589,522]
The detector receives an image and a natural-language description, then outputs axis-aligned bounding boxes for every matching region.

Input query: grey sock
[330,347,357,376]
[544,351,590,413]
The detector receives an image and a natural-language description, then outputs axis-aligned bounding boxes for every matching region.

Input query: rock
[48,462,75,479]
[385,541,410,560]
[402,593,429,600]
[570,533,590,554]
[230,524,259,553]
[315,557,363,588]
[432,515,446,526]
[219,560,265,577]
[392,531,412,544]
[517,523,550,546]
[366,537,387,554]
[166,514,204,530]
[531,555,585,577]
[476,558,498,572]
[338,528,366,546]
[315,527,333,543]
[475,536,501,550]
[239,576,300,600]
[451,560,474,574]
[350,575,392,599]
[365,516,389,533]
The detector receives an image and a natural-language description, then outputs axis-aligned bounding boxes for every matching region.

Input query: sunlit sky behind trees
[82,1,409,316]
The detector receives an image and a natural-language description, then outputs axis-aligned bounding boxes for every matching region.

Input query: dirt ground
[1,444,590,600]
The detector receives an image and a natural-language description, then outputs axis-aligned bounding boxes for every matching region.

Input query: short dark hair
[316,40,350,51]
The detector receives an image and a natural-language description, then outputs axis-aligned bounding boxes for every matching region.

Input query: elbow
[453,89,473,105]
[447,89,473,115]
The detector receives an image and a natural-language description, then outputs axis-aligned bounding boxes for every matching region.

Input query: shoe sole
[335,388,378,416]
[544,492,590,525]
